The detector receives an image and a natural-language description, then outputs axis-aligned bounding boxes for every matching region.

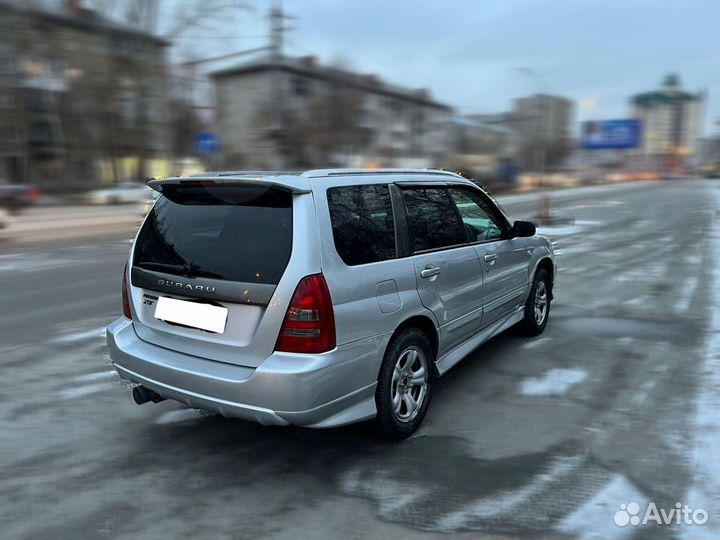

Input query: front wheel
[374,328,433,441]
[520,268,551,336]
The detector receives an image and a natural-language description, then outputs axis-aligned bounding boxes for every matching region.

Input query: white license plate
[154,296,228,334]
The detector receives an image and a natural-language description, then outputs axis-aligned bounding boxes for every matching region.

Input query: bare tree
[268,85,363,168]
[84,0,249,179]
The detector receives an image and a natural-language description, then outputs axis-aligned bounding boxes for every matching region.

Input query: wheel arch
[535,257,554,296]
[382,314,439,376]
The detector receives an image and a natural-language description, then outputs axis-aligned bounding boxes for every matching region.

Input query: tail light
[122,263,132,319]
[275,274,336,353]
[27,188,41,201]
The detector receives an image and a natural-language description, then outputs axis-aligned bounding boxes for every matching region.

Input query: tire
[520,268,551,336]
[375,328,434,441]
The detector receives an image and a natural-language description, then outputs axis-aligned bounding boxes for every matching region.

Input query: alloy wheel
[534,280,548,325]
[391,346,429,423]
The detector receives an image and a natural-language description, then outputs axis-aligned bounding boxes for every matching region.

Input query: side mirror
[512,220,536,237]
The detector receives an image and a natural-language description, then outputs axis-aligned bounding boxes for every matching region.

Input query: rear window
[327,185,396,266]
[134,185,292,284]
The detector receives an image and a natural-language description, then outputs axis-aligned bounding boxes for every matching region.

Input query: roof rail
[191,170,304,177]
[303,168,462,178]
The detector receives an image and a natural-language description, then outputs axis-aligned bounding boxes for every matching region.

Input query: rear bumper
[106,317,383,428]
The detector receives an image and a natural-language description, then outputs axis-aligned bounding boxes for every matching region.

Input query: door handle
[420,265,442,278]
[484,254,497,262]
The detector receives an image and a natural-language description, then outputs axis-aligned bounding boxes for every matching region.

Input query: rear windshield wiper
[136,261,222,280]
[137,261,189,274]
[189,268,223,279]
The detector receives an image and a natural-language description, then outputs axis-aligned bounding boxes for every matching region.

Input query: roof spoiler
[146,175,312,194]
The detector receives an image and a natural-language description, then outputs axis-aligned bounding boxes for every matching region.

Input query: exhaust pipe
[132,385,165,405]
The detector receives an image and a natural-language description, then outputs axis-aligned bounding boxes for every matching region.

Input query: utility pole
[269,0,295,59]
[269,0,283,60]
[178,1,294,169]
[267,0,295,168]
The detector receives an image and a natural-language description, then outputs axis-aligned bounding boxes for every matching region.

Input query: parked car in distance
[0,207,12,240]
[141,188,160,216]
[85,182,151,205]
[0,183,41,214]
[107,169,556,440]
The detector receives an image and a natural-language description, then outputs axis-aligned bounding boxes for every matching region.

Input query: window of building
[403,188,465,252]
[30,122,52,144]
[0,57,16,75]
[0,126,19,142]
[327,185,396,266]
[292,76,312,96]
[0,91,17,108]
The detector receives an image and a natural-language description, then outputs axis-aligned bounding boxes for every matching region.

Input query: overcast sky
[173,0,719,133]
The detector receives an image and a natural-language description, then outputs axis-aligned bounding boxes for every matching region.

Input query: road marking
[520,368,588,396]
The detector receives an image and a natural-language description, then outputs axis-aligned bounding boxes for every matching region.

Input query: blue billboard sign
[581,119,641,150]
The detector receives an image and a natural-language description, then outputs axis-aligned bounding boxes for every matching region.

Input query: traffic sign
[195,132,220,155]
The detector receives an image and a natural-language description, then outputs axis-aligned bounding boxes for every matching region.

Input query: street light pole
[517,67,553,221]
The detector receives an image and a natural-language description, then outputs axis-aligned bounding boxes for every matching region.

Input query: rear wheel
[520,268,551,335]
[375,328,433,441]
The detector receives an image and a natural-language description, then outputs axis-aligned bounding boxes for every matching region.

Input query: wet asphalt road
[2,179,720,539]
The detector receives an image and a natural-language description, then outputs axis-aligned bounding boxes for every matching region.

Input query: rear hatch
[129,181,295,368]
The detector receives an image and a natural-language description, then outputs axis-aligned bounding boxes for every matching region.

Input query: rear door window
[134,185,292,284]
[402,187,466,252]
[327,184,396,266]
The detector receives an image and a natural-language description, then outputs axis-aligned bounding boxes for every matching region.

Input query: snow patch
[71,370,117,383]
[154,409,203,425]
[574,220,603,226]
[59,382,110,400]
[536,225,582,237]
[435,457,581,531]
[50,327,105,344]
[520,368,588,396]
[341,468,430,521]
[556,473,648,539]
[680,189,720,539]
[674,276,699,313]
[522,337,554,349]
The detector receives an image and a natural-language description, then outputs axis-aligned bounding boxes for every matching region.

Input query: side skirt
[434,305,524,377]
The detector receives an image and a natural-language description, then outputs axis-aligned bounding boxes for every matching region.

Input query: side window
[450,188,505,242]
[403,188,466,252]
[327,185,396,266]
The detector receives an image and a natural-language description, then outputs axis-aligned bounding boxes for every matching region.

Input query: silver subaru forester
[107,169,555,440]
